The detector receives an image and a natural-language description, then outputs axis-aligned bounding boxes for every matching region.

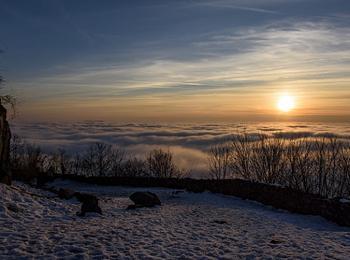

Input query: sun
[277,94,295,112]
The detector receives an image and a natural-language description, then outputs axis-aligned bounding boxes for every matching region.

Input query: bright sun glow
[277,94,295,112]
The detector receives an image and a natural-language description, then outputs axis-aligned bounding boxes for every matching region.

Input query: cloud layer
[12,121,350,177]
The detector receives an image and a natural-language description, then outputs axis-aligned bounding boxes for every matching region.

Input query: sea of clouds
[11,121,350,177]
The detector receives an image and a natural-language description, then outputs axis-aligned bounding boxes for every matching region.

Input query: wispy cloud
[19,19,350,93]
[191,0,280,14]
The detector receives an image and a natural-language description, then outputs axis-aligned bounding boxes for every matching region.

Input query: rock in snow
[75,192,102,216]
[128,191,161,209]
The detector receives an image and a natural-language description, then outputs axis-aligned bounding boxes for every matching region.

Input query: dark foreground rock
[0,102,11,185]
[0,175,11,185]
[128,192,161,209]
[75,192,102,216]
[58,188,76,200]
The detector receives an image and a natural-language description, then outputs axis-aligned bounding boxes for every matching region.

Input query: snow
[0,180,350,259]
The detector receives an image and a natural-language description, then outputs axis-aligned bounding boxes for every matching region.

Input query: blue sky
[1,0,350,122]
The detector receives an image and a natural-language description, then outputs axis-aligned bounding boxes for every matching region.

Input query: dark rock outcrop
[75,192,102,216]
[128,191,161,209]
[0,101,11,185]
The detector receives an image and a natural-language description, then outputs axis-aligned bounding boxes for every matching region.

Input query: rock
[75,193,102,216]
[129,192,161,208]
[270,239,283,244]
[212,220,228,225]
[58,188,76,200]
[0,102,11,185]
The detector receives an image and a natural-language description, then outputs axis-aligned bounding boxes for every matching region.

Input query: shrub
[122,157,147,177]
[208,135,350,198]
[208,144,232,180]
[146,148,184,178]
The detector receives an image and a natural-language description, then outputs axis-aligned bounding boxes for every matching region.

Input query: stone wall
[0,101,11,185]
[52,175,350,227]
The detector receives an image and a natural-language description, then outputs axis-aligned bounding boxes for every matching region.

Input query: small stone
[212,220,228,225]
[270,239,282,244]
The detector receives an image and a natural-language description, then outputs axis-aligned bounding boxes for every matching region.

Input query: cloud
[191,0,279,14]
[12,121,350,176]
[16,18,350,107]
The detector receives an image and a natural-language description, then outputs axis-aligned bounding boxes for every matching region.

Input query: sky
[1,0,350,123]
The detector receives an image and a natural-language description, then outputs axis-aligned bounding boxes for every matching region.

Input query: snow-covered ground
[0,180,350,259]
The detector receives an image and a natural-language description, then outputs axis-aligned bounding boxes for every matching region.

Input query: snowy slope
[0,180,349,259]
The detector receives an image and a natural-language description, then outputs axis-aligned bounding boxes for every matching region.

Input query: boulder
[58,188,76,200]
[128,192,161,208]
[75,193,102,216]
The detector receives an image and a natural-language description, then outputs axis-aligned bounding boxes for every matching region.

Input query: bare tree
[109,148,126,177]
[10,134,25,170]
[250,135,286,184]
[208,144,232,180]
[82,143,113,176]
[123,157,146,177]
[46,149,71,176]
[338,144,350,197]
[71,153,83,176]
[57,149,70,175]
[210,134,350,198]
[77,143,126,177]
[23,144,48,175]
[230,134,254,180]
[283,138,313,192]
[146,148,183,178]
